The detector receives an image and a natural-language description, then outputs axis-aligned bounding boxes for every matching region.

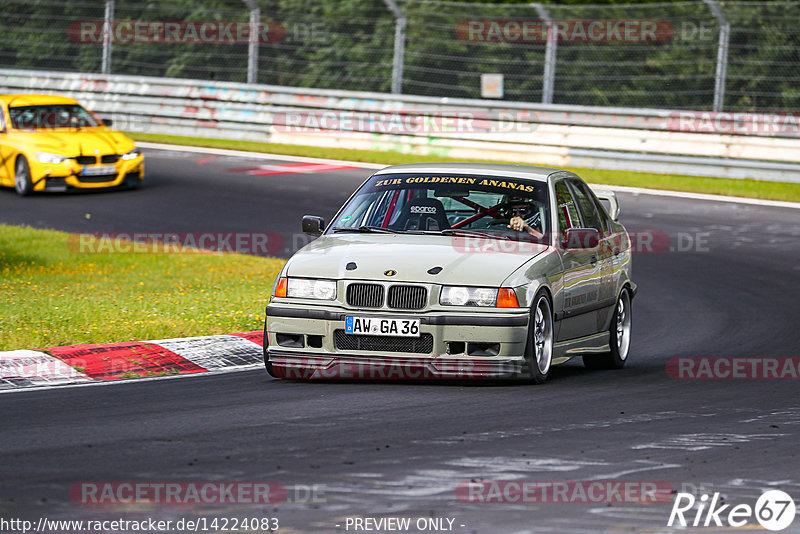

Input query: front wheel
[14,156,33,196]
[263,323,278,378]
[264,357,278,378]
[524,291,554,384]
[584,288,632,370]
[125,172,143,190]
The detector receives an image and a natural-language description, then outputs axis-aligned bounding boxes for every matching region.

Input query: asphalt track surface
[1,147,800,533]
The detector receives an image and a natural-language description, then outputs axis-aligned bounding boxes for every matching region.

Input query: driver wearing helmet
[505,197,544,239]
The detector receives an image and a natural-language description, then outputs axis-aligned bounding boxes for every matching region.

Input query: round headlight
[314,281,336,300]
[473,288,497,307]
[286,278,336,300]
[445,286,470,306]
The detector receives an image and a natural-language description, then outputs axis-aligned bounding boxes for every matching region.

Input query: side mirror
[102,118,113,127]
[302,215,325,237]
[562,228,600,249]
[590,188,620,221]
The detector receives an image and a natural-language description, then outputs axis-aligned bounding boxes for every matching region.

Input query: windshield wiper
[438,228,509,240]
[331,226,400,234]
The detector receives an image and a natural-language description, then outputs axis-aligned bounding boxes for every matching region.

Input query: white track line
[139,141,799,209]
[588,183,800,210]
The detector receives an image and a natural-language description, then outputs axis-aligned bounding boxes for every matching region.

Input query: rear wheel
[14,157,33,196]
[524,291,553,384]
[583,288,632,370]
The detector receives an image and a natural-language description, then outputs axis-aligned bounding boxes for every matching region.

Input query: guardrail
[2,69,799,182]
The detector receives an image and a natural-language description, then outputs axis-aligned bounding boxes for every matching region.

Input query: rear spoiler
[589,187,620,221]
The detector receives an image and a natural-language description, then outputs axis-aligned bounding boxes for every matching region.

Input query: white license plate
[82,165,116,176]
[345,316,420,337]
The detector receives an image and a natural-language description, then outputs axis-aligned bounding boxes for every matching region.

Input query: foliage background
[1,0,798,110]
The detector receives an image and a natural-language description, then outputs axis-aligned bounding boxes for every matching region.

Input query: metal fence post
[243,0,260,84]
[382,0,406,94]
[101,0,114,74]
[703,0,729,112]
[531,3,556,105]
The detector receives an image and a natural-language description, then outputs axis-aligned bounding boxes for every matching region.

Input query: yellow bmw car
[0,94,144,195]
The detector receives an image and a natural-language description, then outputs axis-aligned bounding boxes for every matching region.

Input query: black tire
[264,357,278,378]
[14,156,33,196]
[524,290,554,384]
[124,172,143,190]
[263,324,278,378]
[583,288,632,370]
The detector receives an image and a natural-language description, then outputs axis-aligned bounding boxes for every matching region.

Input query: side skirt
[553,331,610,364]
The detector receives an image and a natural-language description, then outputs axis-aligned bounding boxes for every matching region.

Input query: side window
[591,195,612,232]
[554,180,581,237]
[568,180,605,233]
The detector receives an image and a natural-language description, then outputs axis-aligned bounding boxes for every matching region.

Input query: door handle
[590,255,597,266]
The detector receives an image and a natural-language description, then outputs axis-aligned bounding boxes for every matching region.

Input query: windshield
[8,104,100,130]
[330,173,550,243]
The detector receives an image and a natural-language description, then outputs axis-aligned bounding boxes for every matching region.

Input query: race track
[1,147,799,533]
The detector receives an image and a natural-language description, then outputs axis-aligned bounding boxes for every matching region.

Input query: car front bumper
[32,157,145,191]
[265,303,532,380]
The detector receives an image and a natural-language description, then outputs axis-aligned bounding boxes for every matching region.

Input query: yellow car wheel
[14,156,33,196]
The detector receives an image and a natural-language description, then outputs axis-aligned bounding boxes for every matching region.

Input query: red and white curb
[0,331,263,391]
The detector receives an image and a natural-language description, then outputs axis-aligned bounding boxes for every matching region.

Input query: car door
[554,179,603,341]
[568,179,618,334]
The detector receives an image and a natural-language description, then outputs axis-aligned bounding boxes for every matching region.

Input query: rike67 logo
[668,490,796,531]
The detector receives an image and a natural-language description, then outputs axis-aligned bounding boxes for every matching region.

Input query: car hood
[18,128,135,156]
[285,234,549,286]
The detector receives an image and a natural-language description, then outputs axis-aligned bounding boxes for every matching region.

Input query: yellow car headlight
[36,152,66,164]
[121,149,141,161]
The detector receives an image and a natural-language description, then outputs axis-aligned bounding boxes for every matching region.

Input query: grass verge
[0,224,284,351]
[129,132,800,203]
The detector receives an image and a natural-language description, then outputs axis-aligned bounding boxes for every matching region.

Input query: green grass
[130,132,800,203]
[0,224,285,351]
